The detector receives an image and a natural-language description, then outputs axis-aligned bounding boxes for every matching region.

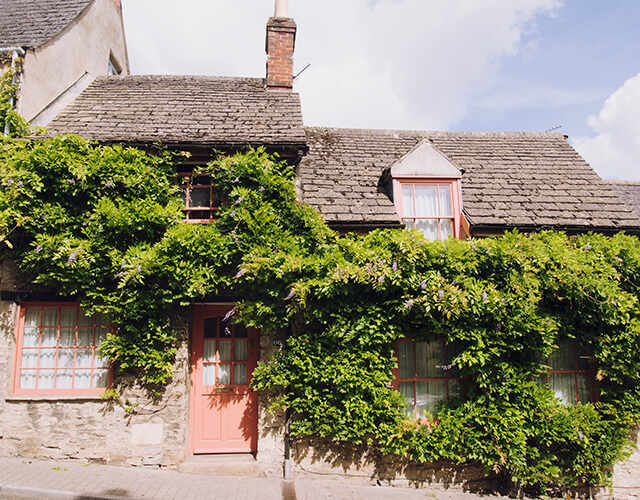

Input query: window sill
[5,394,106,402]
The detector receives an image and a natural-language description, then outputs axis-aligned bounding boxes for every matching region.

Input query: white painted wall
[17,0,129,122]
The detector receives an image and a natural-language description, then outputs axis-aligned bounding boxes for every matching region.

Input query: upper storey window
[178,165,223,223]
[390,141,466,240]
[398,181,456,240]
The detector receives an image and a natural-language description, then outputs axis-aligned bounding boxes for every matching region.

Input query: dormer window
[389,140,467,240]
[397,181,457,240]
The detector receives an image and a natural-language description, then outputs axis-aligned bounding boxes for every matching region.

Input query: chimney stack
[266,0,296,91]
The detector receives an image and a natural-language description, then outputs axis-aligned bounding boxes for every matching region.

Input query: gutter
[1,47,26,137]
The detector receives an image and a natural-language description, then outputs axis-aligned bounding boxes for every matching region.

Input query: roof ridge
[304,126,567,139]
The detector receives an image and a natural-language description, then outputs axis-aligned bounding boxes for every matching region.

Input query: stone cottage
[1,0,640,492]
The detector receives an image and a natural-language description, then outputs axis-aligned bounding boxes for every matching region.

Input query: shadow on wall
[292,436,502,494]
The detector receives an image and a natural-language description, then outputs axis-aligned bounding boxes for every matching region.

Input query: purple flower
[496,322,503,332]
[67,179,75,184]
[136,265,141,273]
[405,299,414,309]
[392,262,398,272]
[104,181,115,188]
[258,186,265,192]
[230,210,236,217]
[285,289,295,300]
[35,245,42,253]
[482,292,488,302]
[234,196,245,205]
[473,245,478,251]
[6,178,12,186]
[68,250,77,263]
[486,250,490,255]
[438,289,444,299]
[82,222,87,227]
[421,281,427,290]
[116,271,126,278]
[584,243,591,251]
[222,308,237,322]
[339,268,345,276]
[379,276,385,284]
[121,259,126,267]
[378,259,384,266]
[234,268,246,278]
[232,177,239,183]
[367,265,372,273]
[17,180,22,187]
[501,298,506,303]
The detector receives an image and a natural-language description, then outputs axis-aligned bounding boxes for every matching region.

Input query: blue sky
[123,0,640,180]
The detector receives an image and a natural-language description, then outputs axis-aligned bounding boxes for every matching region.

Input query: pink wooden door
[189,306,258,454]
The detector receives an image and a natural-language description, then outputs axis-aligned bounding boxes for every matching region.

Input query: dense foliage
[1,65,29,137]
[1,135,640,492]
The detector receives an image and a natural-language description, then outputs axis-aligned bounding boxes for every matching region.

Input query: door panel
[189,306,258,454]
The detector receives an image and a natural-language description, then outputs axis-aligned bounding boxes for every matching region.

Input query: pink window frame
[12,303,112,397]
[393,177,463,240]
[179,171,223,223]
[393,338,461,419]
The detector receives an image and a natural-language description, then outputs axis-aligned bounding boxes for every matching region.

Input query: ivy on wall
[1,135,640,493]
[1,65,29,137]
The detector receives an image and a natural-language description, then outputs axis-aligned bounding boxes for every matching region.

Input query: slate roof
[608,181,640,218]
[47,75,307,150]
[0,0,92,48]
[300,127,640,233]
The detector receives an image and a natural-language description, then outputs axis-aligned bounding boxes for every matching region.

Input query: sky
[121,0,640,180]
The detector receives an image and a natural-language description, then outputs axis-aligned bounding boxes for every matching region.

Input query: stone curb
[0,484,144,500]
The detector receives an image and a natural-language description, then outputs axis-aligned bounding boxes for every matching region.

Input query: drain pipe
[284,408,292,480]
[1,47,25,137]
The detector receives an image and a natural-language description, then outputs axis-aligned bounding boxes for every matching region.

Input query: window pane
[38,369,55,389]
[234,364,247,385]
[550,373,576,405]
[189,187,210,208]
[219,340,232,362]
[440,219,453,240]
[447,342,462,376]
[77,328,93,346]
[93,369,109,388]
[439,185,452,217]
[42,307,58,327]
[234,325,247,338]
[59,327,75,346]
[56,370,73,389]
[61,308,78,326]
[417,341,445,378]
[576,344,590,371]
[20,370,37,389]
[76,348,92,368]
[203,318,217,338]
[96,328,109,344]
[41,328,57,347]
[218,363,231,385]
[39,349,56,367]
[414,185,438,216]
[20,349,38,368]
[58,349,74,368]
[402,185,414,217]
[24,308,41,327]
[399,381,415,417]
[448,378,460,400]
[203,364,215,385]
[415,219,439,241]
[22,327,39,347]
[235,340,247,362]
[203,340,216,362]
[95,312,110,328]
[399,342,414,379]
[576,373,591,403]
[416,380,446,417]
[550,338,574,370]
[75,370,91,389]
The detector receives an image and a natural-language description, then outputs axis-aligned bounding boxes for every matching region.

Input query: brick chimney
[266,0,296,90]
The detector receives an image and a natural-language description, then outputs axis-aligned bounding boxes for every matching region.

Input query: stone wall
[0,302,191,467]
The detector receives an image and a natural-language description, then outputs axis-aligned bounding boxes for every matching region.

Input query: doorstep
[178,454,261,477]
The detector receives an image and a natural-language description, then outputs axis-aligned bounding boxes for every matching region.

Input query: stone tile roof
[301,127,640,233]
[608,181,640,218]
[0,0,92,48]
[47,75,307,150]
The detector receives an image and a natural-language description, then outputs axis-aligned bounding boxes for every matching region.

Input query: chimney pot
[274,0,288,18]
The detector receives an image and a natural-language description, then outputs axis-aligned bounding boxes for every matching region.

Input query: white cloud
[572,73,640,180]
[122,0,562,130]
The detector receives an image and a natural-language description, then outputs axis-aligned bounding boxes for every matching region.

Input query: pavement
[0,457,515,500]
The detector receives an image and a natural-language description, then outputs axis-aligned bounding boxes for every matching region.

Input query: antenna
[544,125,562,132]
[293,63,310,80]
